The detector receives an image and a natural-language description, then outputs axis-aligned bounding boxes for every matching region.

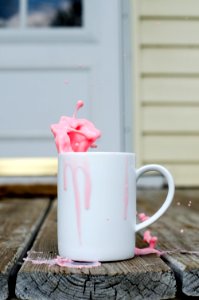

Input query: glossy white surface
[58,152,175,261]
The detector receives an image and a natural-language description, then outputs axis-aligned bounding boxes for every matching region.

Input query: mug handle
[135,164,175,233]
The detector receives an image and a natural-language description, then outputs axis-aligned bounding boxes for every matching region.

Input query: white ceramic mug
[58,152,175,262]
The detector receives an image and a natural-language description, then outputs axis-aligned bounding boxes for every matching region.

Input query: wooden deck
[0,187,198,299]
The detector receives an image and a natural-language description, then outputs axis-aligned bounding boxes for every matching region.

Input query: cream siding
[133,0,199,186]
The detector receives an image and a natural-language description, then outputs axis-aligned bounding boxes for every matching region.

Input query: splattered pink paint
[24,255,101,269]
[135,247,162,256]
[137,213,149,222]
[51,100,101,153]
[143,230,158,249]
[63,158,91,244]
[135,212,163,256]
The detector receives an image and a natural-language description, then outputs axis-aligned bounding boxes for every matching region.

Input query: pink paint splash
[137,213,149,222]
[64,159,91,210]
[51,101,162,258]
[24,254,101,269]
[135,247,162,256]
[143,230,158,249]
[51,101,99,246]
[51,100,101,153]
[135,212,163,256]
[64,159,91,244]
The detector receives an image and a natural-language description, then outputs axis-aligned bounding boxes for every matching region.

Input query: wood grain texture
[16,200,176,300]
[0,198,50,300]
[137,189,199,296]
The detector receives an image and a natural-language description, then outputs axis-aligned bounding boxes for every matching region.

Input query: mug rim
[58,152,135,157]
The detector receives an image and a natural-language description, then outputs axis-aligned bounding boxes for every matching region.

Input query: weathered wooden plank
[143,106,199,133]
[0,198,50,300]
[141,20,199,46]
[141,78,199,104]
[16,200,176,300]
[143,136,199,163]
[137,189,199,297]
